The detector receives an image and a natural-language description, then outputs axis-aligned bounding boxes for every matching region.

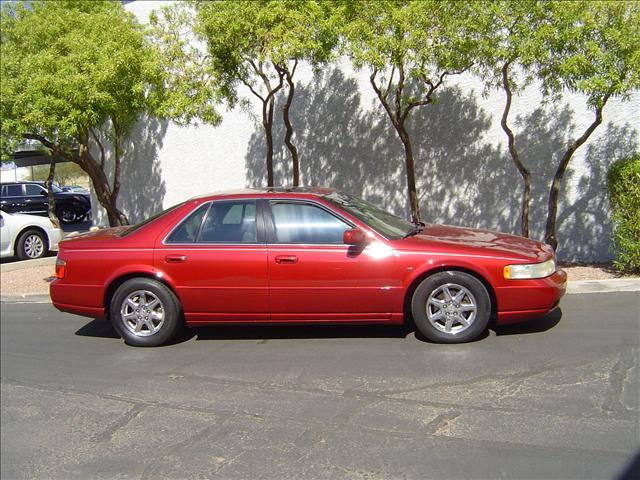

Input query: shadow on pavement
[75,319,120,339]
[493,307,563,336]
[75,310,563,345]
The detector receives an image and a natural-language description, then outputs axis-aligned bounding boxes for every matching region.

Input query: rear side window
[270,202,350,244]
[3,185,23,196]
[200,201,257,243]
[165,204,209,243]
[165,201,258,244]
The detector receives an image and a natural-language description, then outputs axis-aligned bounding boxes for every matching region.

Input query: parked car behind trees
[0,210,62,260]
[0,181,90,224]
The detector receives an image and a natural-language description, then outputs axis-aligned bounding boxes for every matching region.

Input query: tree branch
[88,127,106,169]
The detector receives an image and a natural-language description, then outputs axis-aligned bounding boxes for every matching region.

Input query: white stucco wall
[95,0,639,262]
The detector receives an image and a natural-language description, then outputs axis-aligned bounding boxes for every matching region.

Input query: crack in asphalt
[91,402,145,443]
[603,348,638,415]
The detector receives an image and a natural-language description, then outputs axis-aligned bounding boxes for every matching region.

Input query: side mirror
[343,228,368,245]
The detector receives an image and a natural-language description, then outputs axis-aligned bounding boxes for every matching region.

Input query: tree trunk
[44,158,60,228]
[500,61,531,237]
[544,95,609,251]
[282,69,300,186]
[263,97,275,187]
[397,124,420,223]
[77,141,129,227]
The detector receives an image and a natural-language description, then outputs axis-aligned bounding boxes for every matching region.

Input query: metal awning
[10,150,73,168]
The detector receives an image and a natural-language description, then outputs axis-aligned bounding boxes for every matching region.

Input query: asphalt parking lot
[1,292,639,479]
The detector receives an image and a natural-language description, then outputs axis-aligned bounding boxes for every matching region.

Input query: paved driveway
[1,292,639,479]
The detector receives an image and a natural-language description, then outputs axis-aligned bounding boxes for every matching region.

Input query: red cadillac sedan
[50,188,567,346]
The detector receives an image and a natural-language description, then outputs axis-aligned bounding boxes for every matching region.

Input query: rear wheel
[16,229,47,260]
[110,278,182,347]
[411,271,491,343]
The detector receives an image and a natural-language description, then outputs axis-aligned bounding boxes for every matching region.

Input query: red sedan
[50,188,567,346]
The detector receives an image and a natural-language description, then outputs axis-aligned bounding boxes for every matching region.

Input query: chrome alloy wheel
[120,290,165,337]
[426,283,477,335]
[24,234,45,258]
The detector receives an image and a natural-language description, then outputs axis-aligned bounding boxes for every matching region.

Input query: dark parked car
[51,187,566,347]
[0,181,91,224]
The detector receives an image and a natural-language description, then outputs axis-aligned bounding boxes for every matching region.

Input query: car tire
[16,229,47,260]
[57,205,77,224]
[411,271,491,343]
[110,278,183,347]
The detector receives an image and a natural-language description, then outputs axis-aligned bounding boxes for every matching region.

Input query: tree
[539,1,640,251]
[342,0,477,223]
[473,0,546,238]
[200,1,338,187]
[161,0,336,187]
[1,0,163,226]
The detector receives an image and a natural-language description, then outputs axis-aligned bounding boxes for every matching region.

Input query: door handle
[165,254,187,264]
[275,255,298,264]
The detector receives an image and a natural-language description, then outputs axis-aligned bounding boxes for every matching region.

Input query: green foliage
[151,0,338,116]
[342,0,477,87]
[149,3,222,126]
[540,1,640,108]
[0,0,164,157]
[607,154,640,273]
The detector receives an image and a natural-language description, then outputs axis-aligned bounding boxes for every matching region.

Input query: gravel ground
[0,262,635,296]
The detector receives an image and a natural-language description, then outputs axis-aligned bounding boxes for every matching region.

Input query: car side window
[25,184,45,196]
[199,201,257,243]
[165,204,209,243]
[270,202,350,244]
[4,185,23,196]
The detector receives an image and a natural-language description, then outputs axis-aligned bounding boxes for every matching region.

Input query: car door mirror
[343,228,368,245]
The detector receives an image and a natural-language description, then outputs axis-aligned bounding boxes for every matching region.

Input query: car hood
[398,223,553,261]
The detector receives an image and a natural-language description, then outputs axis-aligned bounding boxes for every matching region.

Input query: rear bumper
[495,269,567,325]
[50,281,106,320]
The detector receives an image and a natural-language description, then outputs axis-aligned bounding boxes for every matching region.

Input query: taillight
[55,258,66,279]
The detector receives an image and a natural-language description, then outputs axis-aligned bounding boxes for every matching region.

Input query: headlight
[504,259,556,279]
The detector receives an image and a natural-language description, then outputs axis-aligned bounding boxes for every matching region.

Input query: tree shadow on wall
[245,68,509,223]
[244,67,637,261]
[92,115,169,225]
[555,122,638,261]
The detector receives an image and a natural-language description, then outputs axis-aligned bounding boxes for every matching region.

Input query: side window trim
[163,199,265,245]
[264,199,355,245]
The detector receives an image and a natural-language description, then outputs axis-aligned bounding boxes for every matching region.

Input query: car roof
[190,186,339,202]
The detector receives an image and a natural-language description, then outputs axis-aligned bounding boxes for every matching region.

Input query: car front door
[155,199,269,324]
[23,184,48,215]
[265,200,400,322]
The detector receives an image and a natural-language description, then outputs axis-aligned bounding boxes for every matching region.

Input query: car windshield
[323,192,414,239]
[49,184,62,193]
[119,202,186,237]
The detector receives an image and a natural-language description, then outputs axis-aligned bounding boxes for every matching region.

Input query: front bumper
[495,269,567,325]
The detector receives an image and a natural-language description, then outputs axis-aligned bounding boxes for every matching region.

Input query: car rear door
[264,199,400,322]
[155,199,270,324]
[1,184,27,214]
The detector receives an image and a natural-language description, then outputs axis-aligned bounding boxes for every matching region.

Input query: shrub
[607,153,640,273]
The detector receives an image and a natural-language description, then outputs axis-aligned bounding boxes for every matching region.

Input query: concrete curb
[566,278,640,294]
[1,256,56,273]
[1,293,51,304]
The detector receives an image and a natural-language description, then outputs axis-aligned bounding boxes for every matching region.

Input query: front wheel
[57,205,77,224]
[16,229,47,260]
[110,278,183,347]
[411,271,491,343]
